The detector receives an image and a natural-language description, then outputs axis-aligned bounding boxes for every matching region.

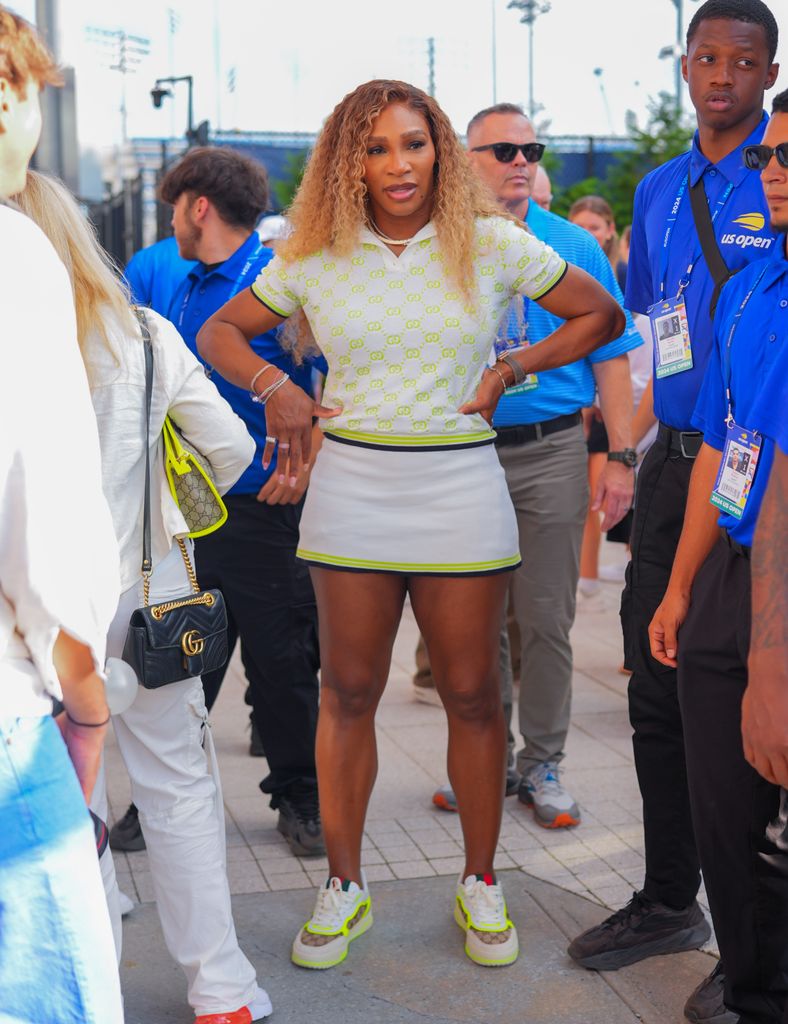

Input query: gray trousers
[497,424,588,774]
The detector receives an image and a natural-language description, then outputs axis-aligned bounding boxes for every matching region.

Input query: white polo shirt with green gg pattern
[251,216,566,449]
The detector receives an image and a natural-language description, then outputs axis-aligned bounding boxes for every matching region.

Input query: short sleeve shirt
[750,303,788,456]
[494,201,642,426]
[691,243,787,546]
[625,112,777,431]
[251,216,566,447]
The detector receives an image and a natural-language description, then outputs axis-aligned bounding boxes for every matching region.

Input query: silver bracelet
[260,373,290,405]
[497,352,527,386]
[249,364,276,400]
[252,372,289,405]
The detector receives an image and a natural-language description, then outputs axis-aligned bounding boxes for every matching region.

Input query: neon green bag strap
[163,416,190,476]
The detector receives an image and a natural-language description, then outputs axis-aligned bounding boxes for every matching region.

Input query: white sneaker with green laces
[291,874,373,969]
[454,875,519,967]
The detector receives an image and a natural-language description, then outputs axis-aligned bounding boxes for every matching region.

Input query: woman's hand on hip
[458,367,506,426]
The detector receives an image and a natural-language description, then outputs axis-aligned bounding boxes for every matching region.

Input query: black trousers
[621,434,701,908]
[195,494,319,796]
[680,540,788,1024]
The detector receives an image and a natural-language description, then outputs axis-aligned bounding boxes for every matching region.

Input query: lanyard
[177,240,264,329]
[722,262,769,424]
[658,170,734,300]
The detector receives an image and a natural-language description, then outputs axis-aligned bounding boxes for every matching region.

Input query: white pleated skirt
[297,434,520,575]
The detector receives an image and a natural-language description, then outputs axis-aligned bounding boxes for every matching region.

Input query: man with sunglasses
[645,89,788,1022]
[569,2,779,1020]
[461,103,643,830]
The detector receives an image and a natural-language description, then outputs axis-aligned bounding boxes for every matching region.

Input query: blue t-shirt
[167,233,318,495]
[493,201,642,427]
[626,112,778,431]
[125,237,195,316]
[692,240,787,546]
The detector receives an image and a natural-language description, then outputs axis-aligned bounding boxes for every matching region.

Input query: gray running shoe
[519,760,581,828]
[432,767,520,813]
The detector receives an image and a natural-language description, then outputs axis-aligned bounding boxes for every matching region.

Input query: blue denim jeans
[0,713,123,1023]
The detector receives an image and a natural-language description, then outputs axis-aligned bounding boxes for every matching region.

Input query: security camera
[151,85,171,109]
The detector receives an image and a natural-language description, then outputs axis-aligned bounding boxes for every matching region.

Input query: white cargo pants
[91,543,258,1017]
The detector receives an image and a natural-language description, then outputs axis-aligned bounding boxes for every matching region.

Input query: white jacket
[83,306,255,590]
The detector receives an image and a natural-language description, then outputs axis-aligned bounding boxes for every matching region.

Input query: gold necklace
[368,218,415,247]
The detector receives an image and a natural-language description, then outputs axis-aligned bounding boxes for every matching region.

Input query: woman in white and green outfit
[199,79,623,970]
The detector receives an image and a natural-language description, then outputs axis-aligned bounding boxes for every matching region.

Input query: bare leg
[311,568,407,883]
[579,452,606,581]
[409,573,511,878]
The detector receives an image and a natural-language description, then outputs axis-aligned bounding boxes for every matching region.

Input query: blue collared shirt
[493,201,642,427]
[626,112,778,431]
[125,237,196,316]
[167,232,317,495]
[751,305,788,456]
[692,238,787,547]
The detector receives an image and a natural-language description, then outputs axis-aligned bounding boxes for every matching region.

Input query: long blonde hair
[13,171,136,378]
[280,79,513,357]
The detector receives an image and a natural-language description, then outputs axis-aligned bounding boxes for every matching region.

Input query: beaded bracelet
[66,710,110,728]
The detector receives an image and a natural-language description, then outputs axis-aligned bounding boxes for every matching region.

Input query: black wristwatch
[607,448,638,468]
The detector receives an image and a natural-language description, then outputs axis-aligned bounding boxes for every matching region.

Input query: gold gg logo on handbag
[181,630,205,657]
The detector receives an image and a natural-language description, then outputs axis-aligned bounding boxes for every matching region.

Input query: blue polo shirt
[125,237,196,316]
[493,201,642,427]
[751,314,788,455]
[167,232,316,495]
[692,239,787,547]
[626,112,777,431]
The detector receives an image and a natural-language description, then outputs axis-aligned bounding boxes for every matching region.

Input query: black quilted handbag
[122,309,229,689]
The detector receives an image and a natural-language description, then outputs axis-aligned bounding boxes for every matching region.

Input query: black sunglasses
[743,143,788,170]
[470,142,546,164]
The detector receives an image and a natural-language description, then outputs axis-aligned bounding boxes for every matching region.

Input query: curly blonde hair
[280,79,516,357]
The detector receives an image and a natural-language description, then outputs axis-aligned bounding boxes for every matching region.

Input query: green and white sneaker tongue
[325,877,359,894]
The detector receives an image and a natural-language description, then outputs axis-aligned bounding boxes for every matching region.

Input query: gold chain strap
[142,537,201,610]
[150,591,215,621]
[177,537,201,594]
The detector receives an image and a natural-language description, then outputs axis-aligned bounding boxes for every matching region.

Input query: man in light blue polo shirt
[569,5,780,1015]
[462,103,642,829]
[646,90,788,1020]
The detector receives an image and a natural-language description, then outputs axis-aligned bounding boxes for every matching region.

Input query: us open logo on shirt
[720,212,773,251]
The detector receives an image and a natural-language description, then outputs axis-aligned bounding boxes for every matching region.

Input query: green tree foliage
[552,92,694,228]
[271,150,309,210]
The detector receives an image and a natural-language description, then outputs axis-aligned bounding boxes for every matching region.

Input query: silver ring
[265,435,277,444]
[279,442,291,450]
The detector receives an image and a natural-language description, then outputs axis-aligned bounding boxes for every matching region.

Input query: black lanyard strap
[688,177,736,320]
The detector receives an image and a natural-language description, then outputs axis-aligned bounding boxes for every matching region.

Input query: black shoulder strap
[132,306,153,578]
[688,177,734,320]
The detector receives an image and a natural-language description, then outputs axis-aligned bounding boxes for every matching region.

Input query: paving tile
[413,839,462,859]
[428,856,467,876]
[264,872,313,891]
[362,863,395,883]
[389,859,436,879]
[226,859,267,894]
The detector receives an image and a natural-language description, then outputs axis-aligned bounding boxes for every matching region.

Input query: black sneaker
[684,961,739,1023]
[109,802,146,853]
[272,781,325,857]
[567,890,711,970]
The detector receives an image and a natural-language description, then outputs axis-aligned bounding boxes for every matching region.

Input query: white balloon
[104,657,139,715]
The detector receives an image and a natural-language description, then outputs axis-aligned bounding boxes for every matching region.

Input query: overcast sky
[16,0,788,149]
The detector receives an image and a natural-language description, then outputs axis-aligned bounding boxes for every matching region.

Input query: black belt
[494,412,581,448]
[721,529,751,559]
[657,423,703,459]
